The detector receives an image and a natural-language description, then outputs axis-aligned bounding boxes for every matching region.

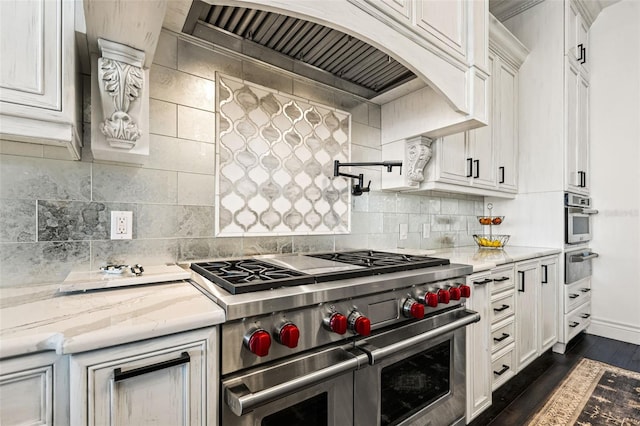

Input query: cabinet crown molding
[489,14,529,70]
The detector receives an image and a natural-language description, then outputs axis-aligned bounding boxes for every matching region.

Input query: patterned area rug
[527,358,640,425]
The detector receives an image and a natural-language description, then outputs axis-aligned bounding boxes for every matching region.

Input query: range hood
[182,1,418,100]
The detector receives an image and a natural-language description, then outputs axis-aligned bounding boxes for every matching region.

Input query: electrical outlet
[111,211,133,240]
[422,223,431,238]
[399,223,408,240]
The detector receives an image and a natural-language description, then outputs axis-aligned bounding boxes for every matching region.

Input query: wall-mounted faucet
[333,160,403,195]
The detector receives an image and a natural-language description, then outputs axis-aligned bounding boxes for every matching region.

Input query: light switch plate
[399,223,408,240]
[111,211,133,240]
[422,223,430,238]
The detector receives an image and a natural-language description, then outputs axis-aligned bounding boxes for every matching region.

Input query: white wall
[589,0,640,344]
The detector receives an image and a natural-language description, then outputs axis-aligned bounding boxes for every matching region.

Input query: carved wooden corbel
[405,136,433,187]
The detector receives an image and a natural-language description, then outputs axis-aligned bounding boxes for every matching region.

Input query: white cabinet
[565,59,590,194]
[0,0,81,159]
[565,0,590,75]
[0,352,69,426]
[70,328,218,426]
[515,256,559,371]
[494,58,518,192]
[489,265,516,390]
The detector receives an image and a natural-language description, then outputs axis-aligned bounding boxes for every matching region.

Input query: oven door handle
[570,252,599,262]
[225,356,361,416]
[361,310,480,364]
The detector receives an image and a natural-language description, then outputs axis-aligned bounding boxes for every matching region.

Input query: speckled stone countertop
[394,246,562,272]
[0,279,225,359]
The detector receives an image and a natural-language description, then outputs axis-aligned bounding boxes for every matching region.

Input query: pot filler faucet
[333,160,403,195]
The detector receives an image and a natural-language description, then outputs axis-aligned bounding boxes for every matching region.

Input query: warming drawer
[565,302,591,341]
[564,277,591,313]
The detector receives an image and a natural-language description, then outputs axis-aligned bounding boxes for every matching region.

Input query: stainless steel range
[189,250,479,426]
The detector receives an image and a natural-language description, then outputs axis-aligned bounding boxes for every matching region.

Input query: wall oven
[565,193,598,244]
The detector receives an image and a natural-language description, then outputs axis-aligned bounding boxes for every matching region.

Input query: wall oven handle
[570,252,599,262]
[361,310,480,364]
[225,355,360,416]
[582,208,598,214]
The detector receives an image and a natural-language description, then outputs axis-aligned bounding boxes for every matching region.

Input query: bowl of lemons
[473,234,510,249]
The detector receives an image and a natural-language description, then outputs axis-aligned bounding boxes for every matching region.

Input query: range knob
[403,298,425,319]
[423,291,439,308]
[348,311,371,336]
[276,322,300,348]
[324,312,348,335]
[438,288,450,304]
[459,284,471,298]
[449,286,461,301]
[244,329,271,357]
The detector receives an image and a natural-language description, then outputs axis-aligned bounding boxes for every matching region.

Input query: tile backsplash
[0,30,482,286]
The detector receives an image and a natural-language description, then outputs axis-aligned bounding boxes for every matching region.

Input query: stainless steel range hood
[182,1,418,100]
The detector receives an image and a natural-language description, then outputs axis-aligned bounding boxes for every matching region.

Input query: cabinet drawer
[565,302,591,341]
[565,279,591,313]
[491,290,515,324]
[490,268,515,295]
[491,344,516,391]
[491,317,515,354]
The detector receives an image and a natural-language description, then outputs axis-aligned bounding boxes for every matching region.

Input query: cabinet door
[469,53,495,189]
[539,257,559,351]
[515,261,539,371]
[0,0,62,111]
[414,0,467,61]
[577,75,590,193]
[437,132,471,184]
[565,60,582,193]
[495,58,518,192]
[465,273,492,422]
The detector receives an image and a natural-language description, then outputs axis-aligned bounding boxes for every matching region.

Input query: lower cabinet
[0,352,69,426]
[69,327,218,426]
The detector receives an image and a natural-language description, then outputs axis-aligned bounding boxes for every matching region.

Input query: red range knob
[245,329,271,357]
[403,299,425,319]
[438,288,450,304]
[425,292,439,308]
[277,323,300,348]
[327,313,348,335]
[449,287,461,301]
[459,285,471,298]
[354,316,371,336]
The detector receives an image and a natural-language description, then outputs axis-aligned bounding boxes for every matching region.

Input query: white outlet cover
[399,223,408,240]
[111,211,133,240]
[422,223,430,238]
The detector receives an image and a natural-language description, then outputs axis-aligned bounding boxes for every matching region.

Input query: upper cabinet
[382,14,527,198]
[565,0,590,75]
[0,0,82,159]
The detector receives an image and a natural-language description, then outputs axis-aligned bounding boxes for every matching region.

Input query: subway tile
[154,31,178,69]
[242,61,293,94]
[38,201,136,241]
[242,236,293,256]
[136,204,178,239]
[398,233,421,250]
[351,212,382,234]
[177,205,215,237]
[451,215,467,231]
[344,102,369,126]
[367,233,397,250]
[0,199,36,242]
[351,144,381,163]
[335,233,367,250]
[148,134,215,174]
[382,213,408,234]
[351,193,369,213]
[178,40,242,81]
[0,155,91,201]
[150,65,215,111]
[441,198,459,214]
[408,214,429,233]
[292,80,334,107]
[92,164,178,204]
[458,199,475,215]
[368,104,381,129]
[149,99,177,137]
[178,237,243,261]
[431,215,452,232]
[91,239,178,270]
[429,198,441,214]
[292,235,335,253]
[351,122,381,149]
[368,192,396,213]
[177,106,215,143]
[0,242,90,286]
[397,195,421,214]
[178,173,215,206]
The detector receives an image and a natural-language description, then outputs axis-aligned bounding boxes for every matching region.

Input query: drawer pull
[473,278,493,285]
[493,333,510,342]
[580,288,591,293]
[580,313,591,319]
[494,364,510,376]
[114,352,190,382]
[569,293,580,299]
[493,304,510,313]
[493,277,510,282]
[569,321,580,328]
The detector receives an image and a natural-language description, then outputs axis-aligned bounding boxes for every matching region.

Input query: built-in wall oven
[565,193,598,244]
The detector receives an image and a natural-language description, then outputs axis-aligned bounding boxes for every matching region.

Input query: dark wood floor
[469,333,640,426]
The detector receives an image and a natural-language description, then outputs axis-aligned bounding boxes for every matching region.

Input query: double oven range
[189,250,478,426]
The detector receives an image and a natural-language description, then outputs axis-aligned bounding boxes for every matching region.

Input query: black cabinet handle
[473,278,493,285]
[583,171,587,187]
[493,304,510,312]
[518,270,525,292]
[569,321,580,328]
[493,276,510,282]
[580,288,591,293]
[577,43,584,62]
[541,264,548,284]
[581,313,591,319]
[473,159,480,178]
[499,166,505,184]
[569,293,580,299]
[582,45,587,64]
[493,333,510,342]
[494,364,510,376]
[114,352,191,382]
[467,158,473,177]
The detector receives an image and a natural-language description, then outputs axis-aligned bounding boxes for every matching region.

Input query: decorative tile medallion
[215,74,351,236]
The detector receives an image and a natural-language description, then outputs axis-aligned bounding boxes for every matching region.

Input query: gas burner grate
[190,260,314,294]
[308,250,450,274]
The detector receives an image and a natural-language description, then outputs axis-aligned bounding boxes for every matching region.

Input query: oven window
[573,216,590,235]
[261,393,327,426]
[380,340,451,426]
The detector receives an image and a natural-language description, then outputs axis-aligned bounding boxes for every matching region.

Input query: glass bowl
[473,234,510,249]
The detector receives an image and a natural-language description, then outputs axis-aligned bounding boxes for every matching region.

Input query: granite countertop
[395,245,562,272]
[0,279,225,359]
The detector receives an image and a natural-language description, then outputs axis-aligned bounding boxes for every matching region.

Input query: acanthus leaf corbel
[405,135,433,187]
